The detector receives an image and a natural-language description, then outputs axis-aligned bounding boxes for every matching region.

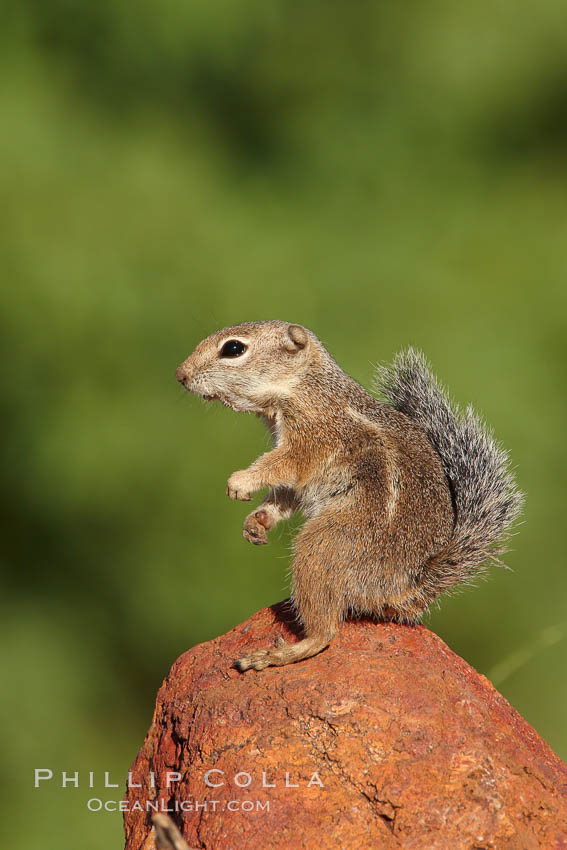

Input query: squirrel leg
[243,487,298,545]
[236,598,338,671]
[236,528,341,671]
[227,447,298,501]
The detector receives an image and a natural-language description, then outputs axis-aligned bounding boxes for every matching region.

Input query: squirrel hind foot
[236,635,332,671]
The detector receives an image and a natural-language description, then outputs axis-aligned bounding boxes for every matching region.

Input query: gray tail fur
[375,348,524,593]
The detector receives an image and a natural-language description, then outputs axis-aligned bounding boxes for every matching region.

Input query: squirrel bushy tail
[376,348,525,595]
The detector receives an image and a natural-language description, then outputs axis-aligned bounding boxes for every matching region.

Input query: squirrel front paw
[226,470,254,501]
[243,510,271,545]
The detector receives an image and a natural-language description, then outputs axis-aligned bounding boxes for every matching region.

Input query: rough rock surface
[124,602,567,849]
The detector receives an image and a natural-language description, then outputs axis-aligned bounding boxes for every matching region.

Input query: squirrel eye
[220,339,247,358]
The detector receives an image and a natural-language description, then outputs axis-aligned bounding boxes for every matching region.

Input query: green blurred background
[2,1,567,846]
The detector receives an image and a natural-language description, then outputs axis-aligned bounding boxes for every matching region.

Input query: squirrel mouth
[203,394,232,409]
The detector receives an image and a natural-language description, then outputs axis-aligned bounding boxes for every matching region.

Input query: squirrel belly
[176,321,524,671]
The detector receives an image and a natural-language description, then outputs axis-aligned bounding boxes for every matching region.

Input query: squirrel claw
[236,640,290,671]
[236,648,274,672]
[226,485,251,501]
[226,471,253,501]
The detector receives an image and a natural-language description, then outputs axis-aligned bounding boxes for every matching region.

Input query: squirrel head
[176,320,315,413]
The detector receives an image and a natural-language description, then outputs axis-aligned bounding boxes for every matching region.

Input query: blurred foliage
[1,1,567,847]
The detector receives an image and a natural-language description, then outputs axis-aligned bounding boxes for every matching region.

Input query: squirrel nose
[176,364,188,385]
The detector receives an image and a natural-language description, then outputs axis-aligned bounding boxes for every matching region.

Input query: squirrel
[176,321,524,672]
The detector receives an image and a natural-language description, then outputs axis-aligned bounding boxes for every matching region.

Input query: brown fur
[177,321,456,670]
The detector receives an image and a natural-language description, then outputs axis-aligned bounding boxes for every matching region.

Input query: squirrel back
[376,348,525,595]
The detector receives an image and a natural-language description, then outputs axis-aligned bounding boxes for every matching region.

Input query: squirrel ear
[283,324,308,353]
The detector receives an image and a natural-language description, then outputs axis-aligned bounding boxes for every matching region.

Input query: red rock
[124,602,567,849]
